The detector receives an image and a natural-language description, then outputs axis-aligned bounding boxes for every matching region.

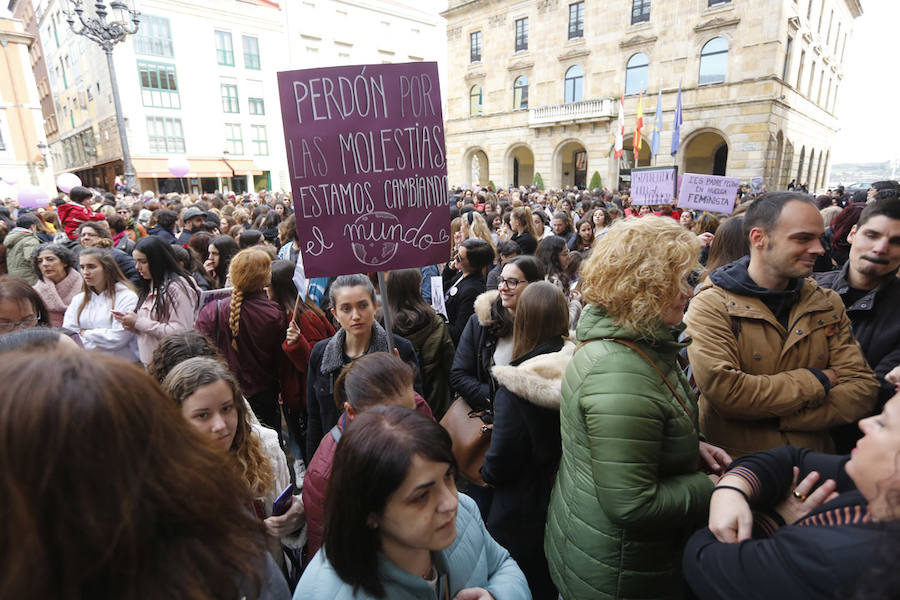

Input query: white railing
[529,98,617,127]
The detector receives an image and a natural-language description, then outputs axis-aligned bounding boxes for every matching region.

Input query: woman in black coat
[683,392,900,600]
[449,256,544,411]
[304,274,422,462]
[444,238,493,346]
[481,281,573,600]
[508,206,539,255]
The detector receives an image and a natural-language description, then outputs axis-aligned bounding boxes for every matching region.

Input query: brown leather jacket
[685,277,879,457]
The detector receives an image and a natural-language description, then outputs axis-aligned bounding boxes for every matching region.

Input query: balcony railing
[528,98,616,127]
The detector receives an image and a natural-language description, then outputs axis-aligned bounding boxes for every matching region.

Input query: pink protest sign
[277,62,450,278]
[678,173,741,214]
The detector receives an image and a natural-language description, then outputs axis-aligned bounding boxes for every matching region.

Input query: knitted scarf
[34,268,83,326]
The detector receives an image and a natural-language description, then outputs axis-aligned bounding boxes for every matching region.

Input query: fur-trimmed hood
[491,341,576,410]
[474,289,499,326]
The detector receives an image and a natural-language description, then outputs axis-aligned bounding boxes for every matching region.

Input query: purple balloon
[167,157,190,178]
[18,185,50,209]
[56,172,82,194]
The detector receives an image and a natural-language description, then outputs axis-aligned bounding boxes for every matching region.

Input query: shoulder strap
[577,337,690,417]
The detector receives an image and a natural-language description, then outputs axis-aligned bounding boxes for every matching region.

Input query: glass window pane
[699,52,727,85]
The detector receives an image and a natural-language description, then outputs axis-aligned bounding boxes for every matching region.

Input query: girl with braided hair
[196,247,288,438]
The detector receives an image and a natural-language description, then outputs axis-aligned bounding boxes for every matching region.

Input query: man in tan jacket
[685,193,879,457]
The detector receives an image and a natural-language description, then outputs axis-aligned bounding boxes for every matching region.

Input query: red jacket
[280,309,335,411]
[57,202,106,240]
[302,394,433,560]
[195,291,287,398]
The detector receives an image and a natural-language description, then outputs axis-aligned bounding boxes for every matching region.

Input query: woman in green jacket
[545,216,732,600]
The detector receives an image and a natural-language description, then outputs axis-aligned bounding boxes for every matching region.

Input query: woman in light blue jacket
[295,405,531,600]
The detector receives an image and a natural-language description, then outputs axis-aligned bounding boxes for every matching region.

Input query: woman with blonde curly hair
[196,247,288,438]
[545,216,732,600]
[162,356,304,568]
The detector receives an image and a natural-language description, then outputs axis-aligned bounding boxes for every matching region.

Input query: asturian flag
[650,86,662,158]
[614,95,625,160]
[632,92,644,158]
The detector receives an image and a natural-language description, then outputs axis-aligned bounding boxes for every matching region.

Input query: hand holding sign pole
[277,62,450,345]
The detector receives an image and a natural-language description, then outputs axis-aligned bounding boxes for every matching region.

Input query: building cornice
[441,0,481,19]
[693,16,740,33]
[0,28,34,47]
[619,33,657,49]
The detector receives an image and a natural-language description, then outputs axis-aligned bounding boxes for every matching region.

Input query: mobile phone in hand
[271,484,294,517]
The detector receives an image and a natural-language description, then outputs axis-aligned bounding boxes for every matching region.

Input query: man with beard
[685,193,878,457]
[814,196,900,452]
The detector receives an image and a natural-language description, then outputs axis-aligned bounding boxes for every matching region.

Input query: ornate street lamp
[65,1,140,191]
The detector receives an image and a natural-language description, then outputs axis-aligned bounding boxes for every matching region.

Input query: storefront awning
[132,157,264,178]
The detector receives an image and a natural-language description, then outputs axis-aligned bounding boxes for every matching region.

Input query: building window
[513,75,528,109]
[826,10,833,44]
[631,0,650,25]
[708,0,730,6]
[146,116,185,153]
[796,49,806,88]
[243,36,260,70]
[817,68,824,104]
[515,18,528,52]
[806,0,813,19]
[251,124,268,155]
[698,37,728,86]
[133,15,173,57]
[817,0,824,31]
[469,85,482,116]
[807,61,816,96]
[221,83,239,113]
[568,2,584,39]
[248,97,265,115]
[625,53,649,95]
[825,77,832,109]
[0,128,6,152]
[225,123,243,154]
[564,65,584,103]
[138,61,180,109]
[834,22,841,53]
[782,36,793,81]
[216,30,234,66]
[470,31,482,62]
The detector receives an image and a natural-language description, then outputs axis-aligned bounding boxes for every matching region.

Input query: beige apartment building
[441,0,861,194]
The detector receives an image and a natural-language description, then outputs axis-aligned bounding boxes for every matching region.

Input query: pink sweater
[133,277,199,365]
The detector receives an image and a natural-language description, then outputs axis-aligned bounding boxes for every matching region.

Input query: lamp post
[65,1,140,192]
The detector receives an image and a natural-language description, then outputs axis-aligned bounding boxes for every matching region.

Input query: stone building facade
[441,0,862,194]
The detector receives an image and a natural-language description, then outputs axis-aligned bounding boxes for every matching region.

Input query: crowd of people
[1,177,900,599]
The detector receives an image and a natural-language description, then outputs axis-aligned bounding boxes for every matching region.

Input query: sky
[830,0,899,164]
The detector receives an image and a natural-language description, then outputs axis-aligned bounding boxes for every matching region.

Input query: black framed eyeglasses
[498,277,523,290]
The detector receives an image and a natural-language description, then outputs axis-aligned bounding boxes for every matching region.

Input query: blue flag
[650,87,662,158]
[670,83,683,157]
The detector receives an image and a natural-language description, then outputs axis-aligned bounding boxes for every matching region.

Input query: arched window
[564,65,583,103]
[625,53,649,96]
[469,85,482,117]
[513,76,528,110]
[699,37,728,85]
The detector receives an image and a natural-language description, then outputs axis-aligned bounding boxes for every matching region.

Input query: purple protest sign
[678,173,741,214]
[277,62,450,278]
[630,166,678,205]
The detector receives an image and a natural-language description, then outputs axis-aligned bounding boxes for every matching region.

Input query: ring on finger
[792,489,807,501]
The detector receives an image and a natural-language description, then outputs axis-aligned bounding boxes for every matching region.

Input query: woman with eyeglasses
[445,238,493,347]
[0,275,50,334]
[450,255,544,412]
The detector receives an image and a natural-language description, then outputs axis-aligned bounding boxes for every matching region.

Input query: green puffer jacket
[545,305,714,600]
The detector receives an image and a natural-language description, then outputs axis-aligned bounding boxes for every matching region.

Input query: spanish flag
[633,92,644,162]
